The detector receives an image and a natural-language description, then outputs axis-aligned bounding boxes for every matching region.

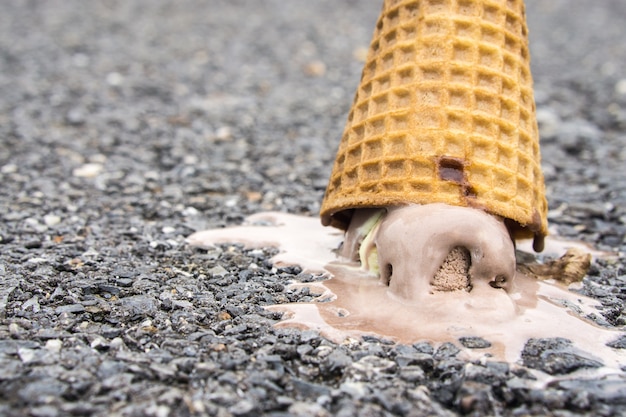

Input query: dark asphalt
[1,1,626,416]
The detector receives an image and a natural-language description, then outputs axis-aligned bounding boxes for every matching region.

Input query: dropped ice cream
[187,212,626,374]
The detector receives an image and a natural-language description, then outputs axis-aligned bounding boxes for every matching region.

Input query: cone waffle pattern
[321,0,547,241]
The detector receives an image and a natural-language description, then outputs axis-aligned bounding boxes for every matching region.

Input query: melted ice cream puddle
[187,212,626,373]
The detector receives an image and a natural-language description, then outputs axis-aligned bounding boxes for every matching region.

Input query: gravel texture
[1,0,626,416]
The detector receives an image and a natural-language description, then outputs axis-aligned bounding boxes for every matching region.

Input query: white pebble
[536,108,561,139]
[208,265,228,277]
[17,348,37,363]
[24,217,48,233]
[106,72,124,86]
[190,400,206,414]
[616,79,626,95]
[90,154,108,164]
[144,170,160,180]
[145,405,170,417]
[1,164,17,174]
[215,126,232,140]
[72,53,90,67]
[22,296,41,312]
[173,300,193,309]
[73,163,103,178]
[110,337,126,350]
[82,248,100,258]
[27,257,49,264]
[90,335,108,349]
[43,214,61,227]
[45,339,63,353]
[17,348,36,364]
[183,154,199,165]
[162,226,176,234]
[8,323,22,335]
[182,206,199,216]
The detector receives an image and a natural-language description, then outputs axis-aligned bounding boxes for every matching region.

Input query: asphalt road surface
[1,1,626,416]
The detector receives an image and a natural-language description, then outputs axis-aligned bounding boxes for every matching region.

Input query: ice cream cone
[320,0,547,247]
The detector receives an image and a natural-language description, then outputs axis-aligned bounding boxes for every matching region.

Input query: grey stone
[18,378,68,404]
[54,304,85,314]
[322,348,352,375]
[607,335,626,349]
[458,336,492,349]
[434,342,461,360]
[290,378,331,400]
[521,338,603,375]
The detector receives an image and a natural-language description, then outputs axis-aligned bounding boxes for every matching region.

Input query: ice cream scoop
[320,0,547,302]
[342,204,516,303]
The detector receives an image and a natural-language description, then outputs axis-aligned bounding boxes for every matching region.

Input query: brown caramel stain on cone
[320,0,548,246]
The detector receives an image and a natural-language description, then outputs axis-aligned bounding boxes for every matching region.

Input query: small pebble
[1,164,18,174]
[9,323,23,336]
[459,337,492,349]
[615,79,626,95]
[65,108,85,126]
[72,163,103,178]
[55,304,86,315]
[18,348,37,364]
[45,339,63,353]
[106,72,124,86]
[208,265,228,277]
[43,214,61,227]
[162,226,176,234]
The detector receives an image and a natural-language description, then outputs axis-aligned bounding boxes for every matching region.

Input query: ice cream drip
[187,212,626,372]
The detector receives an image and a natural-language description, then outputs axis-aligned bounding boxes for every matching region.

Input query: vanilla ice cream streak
[320,0,547,298]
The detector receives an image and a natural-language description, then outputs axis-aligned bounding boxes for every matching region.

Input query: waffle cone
[320,0,547,245]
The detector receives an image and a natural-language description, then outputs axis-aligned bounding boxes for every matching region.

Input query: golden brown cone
[320,0,548,247]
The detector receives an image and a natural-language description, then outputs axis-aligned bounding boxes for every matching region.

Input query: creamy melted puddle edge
[186,212,626,379]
